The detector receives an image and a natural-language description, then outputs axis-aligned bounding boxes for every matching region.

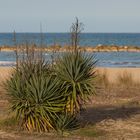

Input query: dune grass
[116,71,138,88]
[96,70,110,88]
[97,70,140,89]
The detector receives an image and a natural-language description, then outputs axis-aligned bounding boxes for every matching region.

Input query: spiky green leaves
[55,51,97,114]
[55,113,79,134]
[5,62,65,132]
[5,51,97,133]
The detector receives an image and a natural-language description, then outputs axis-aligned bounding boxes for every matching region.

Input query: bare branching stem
[13,30,19,69]
[70,17,84,52]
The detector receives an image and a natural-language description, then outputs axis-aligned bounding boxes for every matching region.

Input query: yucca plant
[55,51,97,114]
[7,32,87,133]
[5,61,65,132]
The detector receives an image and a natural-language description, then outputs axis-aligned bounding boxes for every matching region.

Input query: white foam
[0,61,16,66]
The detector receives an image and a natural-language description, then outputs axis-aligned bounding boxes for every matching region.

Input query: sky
[0,0,140,33]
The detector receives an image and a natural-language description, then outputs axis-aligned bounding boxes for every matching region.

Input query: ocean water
[0,33,140,67]
[1,33,140,46]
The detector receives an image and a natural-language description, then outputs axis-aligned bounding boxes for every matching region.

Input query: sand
[0,67,13,82]
[0,66,140,83]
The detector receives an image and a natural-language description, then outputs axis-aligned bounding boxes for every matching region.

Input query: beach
[0,67,13,82]
[1,0,140,139]
[0,66,140,82]
[0,66,140,139]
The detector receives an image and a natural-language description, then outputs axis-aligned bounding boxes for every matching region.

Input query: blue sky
[0,0,140,32]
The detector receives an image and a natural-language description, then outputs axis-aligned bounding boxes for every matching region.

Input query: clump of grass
[97,70,110,88]
[0,116,17,131]
[116,71,134,88]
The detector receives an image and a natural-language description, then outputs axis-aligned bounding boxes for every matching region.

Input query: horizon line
[1,32,140,34]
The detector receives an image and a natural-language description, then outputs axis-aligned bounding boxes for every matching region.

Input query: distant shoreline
[0,45,140,52]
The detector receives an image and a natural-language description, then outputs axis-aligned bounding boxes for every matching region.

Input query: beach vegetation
[4,19,97,133]
[0,116,17,131]
[55,113,79,135]
[55,51,97,114]
[97,70,110,88]
[70,17,84,52]
[5,59,65,132]
[116,71,134,88]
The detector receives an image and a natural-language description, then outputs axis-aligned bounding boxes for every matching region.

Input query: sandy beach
[0,66,140,139]
[0,67,13,82]
[0,66,140,83]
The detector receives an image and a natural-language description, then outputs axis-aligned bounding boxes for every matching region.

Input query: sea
[0,33,140,67]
